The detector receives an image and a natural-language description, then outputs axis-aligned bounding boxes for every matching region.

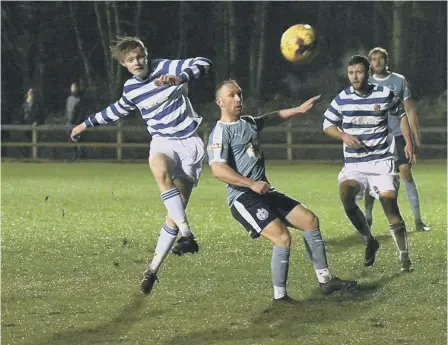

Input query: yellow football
[280,24,318,63]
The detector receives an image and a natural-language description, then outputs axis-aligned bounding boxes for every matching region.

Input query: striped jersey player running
[323,55,414,273]
[70,37,212,294]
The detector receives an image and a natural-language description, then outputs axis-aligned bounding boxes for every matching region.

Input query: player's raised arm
[154,57,213,86]
[257,95,321,127]
[70,93,136,142]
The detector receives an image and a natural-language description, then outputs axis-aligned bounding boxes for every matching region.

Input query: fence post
[32,123,38,160]
[286,121,293,162]
[116,122,123,161]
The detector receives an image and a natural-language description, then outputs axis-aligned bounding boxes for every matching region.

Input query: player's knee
[339,184,358,207]
[379,191,397,200]
[301,212,319,231]
[399,165,413,182]
[277,230,291,247]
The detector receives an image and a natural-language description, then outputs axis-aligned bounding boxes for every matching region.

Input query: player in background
[365,47,430,232]
[323,55,415,272]
[207,79,357,302]
[70,37,212,295]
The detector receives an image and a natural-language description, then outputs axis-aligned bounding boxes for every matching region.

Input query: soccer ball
[280,24,317,63]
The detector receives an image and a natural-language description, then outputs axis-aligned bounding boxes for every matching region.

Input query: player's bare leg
[379,191,412,272]
[285,205,357,294]
[149,153,196,241]
[339,180,379,267]
[141,157,198,295]
[260,219,293,302]
[399,163,430,232]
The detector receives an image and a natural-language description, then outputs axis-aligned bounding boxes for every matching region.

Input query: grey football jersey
[207,115,268,206]
[369,72,411,137]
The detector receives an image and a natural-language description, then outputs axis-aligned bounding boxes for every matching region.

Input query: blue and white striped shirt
[83,57,212,139]
[323,83,405,164]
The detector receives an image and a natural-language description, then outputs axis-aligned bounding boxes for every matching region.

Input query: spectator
[66,82,86,159]
[20,88,43,158]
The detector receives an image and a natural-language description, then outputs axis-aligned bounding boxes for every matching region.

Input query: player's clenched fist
[250,181,271,195]
[155,75,182,86]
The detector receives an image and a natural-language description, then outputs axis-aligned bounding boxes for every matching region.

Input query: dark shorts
[395,135,409,167]
[230,190,301,239]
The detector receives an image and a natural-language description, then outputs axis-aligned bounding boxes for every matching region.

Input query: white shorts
[338,159,399,200]
[149,133,205,186]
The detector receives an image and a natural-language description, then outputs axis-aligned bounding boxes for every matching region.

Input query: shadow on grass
[323,232,411,253]
[161,273,401,345]
[31,293,157,345]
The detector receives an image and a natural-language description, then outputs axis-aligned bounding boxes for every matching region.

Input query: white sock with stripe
[161,188,193,237]
[149,224,179,273]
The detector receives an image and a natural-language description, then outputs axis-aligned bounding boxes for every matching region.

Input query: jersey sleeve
[242,115,264,132]
[323,96,343,130]
[152,57,212,83]
[83,91,136,128]
[402,78,411,100]
[207,124,230,164]
[388,91,406,118]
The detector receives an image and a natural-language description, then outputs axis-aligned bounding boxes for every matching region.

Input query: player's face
[121,47,149,78]
[347,64,367,91]
[217,83,243,117]
[370,52,387,75]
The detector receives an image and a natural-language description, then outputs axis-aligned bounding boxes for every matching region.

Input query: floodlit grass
[2,161,446,345]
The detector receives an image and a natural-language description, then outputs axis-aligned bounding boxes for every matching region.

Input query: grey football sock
[403,179,422,221]
[271,245,290,292]
[345,205,373,244]
[389,221,409,253]
[302,228,328,269]
[364,193,375,223]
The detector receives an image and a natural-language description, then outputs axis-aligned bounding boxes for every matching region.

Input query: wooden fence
[1,123,446,161]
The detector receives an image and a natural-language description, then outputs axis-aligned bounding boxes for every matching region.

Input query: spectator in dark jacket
[20,88,43,158]
[66,82,86,159]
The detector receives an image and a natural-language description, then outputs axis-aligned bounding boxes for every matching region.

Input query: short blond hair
[110,36,148,61]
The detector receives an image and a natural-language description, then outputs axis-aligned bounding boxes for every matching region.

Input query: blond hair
[110,36,148,61]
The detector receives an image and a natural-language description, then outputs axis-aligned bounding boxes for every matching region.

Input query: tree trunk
[135,1,141,36]
[177,1,187,58]
[68,2,94,87]
[255,2,267,97]
[249,3,260,95]
[112,1,123,95]
[227,1,237,75]
[392,1,403,72]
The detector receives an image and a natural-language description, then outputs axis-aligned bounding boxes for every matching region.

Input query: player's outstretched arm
[258,95,321,127]
[70,94,136,142]
[210,162,270,195]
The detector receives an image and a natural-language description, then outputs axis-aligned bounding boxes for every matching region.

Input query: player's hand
[296,95,321,114]
[404,144,416,164]
[154,75,182,86]
[341,133,363,148]
[250,181,271,195]
[70,123,87,142]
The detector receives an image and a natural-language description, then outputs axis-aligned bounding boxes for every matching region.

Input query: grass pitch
[2,161,446,345]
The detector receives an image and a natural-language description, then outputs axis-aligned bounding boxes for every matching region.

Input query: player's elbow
[210,163,225,180]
